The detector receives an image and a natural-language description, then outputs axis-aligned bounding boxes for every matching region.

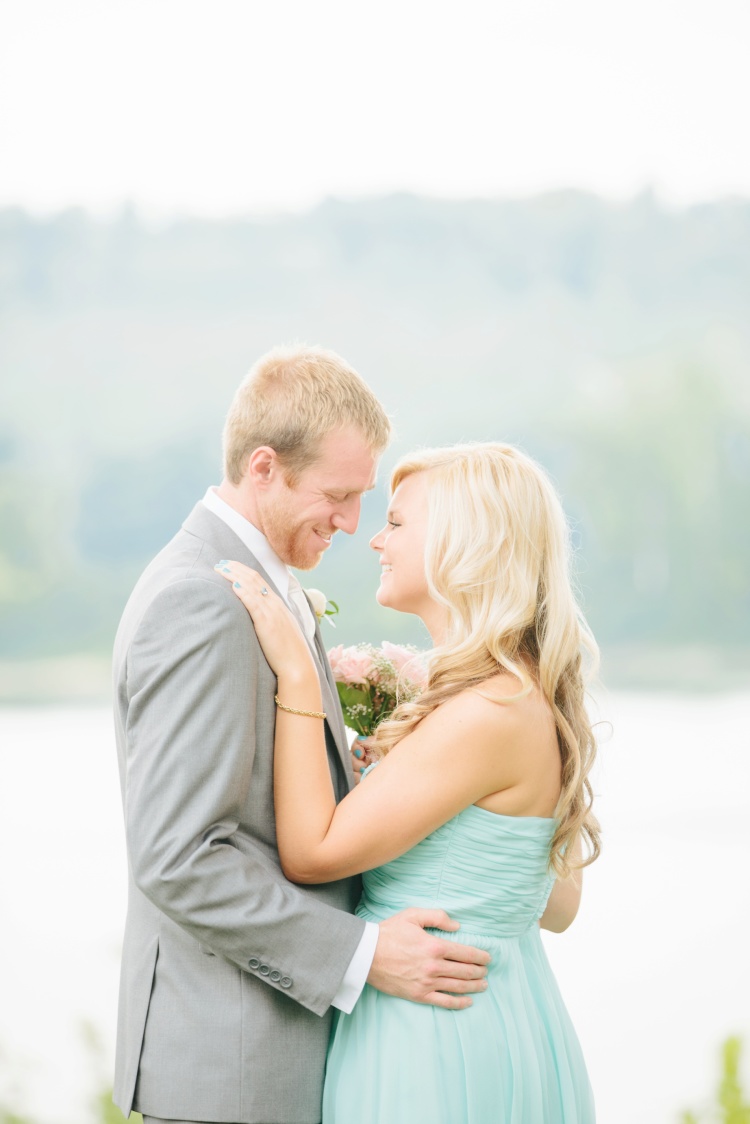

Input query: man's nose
[332,496,361,535]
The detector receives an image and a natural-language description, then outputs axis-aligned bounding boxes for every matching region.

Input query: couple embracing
[112,345,599,1124]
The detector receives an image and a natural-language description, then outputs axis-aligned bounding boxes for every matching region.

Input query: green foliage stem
[681,1036,750,1124]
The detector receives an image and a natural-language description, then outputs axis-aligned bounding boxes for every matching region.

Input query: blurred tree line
[0,193,748,678]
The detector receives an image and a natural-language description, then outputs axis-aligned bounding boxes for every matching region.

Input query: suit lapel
[184,503,352,792]
[310,614,353,790]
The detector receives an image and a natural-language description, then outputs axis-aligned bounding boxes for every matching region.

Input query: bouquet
[327,642,428,738]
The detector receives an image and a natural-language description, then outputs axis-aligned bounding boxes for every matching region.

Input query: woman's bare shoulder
[417,670,549,744]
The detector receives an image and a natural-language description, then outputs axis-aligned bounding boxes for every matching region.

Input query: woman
[218,442,599,1123]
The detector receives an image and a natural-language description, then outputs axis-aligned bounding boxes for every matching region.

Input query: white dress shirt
[201,487,378,1012]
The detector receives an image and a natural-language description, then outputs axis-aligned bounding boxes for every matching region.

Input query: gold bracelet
[274,694,327,720]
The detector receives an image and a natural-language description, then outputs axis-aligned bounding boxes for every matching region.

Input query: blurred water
[0,694,748,1123]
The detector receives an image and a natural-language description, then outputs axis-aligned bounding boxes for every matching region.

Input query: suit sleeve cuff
[330,921,379,1013]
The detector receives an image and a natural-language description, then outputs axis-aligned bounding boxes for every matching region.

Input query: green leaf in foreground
[680,1036,750,1123]
[335,682,374,736]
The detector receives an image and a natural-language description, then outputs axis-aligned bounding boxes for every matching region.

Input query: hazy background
[1,192,750,699]
[1,1,748,1121]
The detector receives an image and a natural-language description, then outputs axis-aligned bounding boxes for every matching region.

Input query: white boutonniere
[305,588,339,627]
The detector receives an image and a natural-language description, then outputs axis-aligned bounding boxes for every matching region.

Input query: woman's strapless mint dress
[323,804,595,1122]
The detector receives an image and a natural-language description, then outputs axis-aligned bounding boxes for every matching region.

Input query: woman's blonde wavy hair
[371,442,601,878]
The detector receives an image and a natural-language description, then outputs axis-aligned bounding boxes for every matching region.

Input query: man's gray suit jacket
[112,503,365,1123]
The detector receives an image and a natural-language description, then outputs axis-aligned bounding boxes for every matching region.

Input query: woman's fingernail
[360,766,365,774]
[357,734,367,741]
[218,559,228,564]
[233,581,241,589]
[353,748,363,759]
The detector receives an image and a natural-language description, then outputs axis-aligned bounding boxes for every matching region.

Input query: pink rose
[327,644,345,677]
[327,644,377,686]
[380,642,428,688]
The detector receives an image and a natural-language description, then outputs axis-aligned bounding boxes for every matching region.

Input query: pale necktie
[287,573,317,643]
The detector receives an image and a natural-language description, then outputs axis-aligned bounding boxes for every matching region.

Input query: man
[112,346,489,1124]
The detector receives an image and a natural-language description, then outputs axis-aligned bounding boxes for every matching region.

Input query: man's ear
[245,446,279,486]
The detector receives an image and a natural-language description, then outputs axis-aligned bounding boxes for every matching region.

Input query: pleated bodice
[324,799,595,1121]
[358,804,557,939]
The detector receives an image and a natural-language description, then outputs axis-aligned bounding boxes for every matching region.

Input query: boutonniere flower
[305,588,339,627]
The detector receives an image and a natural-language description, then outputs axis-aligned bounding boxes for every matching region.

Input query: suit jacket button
[270,970,282,982]
[280,976,293,988]
[248,957,261,970]
[259,964,271,976]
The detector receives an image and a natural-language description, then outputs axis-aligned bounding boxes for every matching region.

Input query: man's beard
[261,493,326,571]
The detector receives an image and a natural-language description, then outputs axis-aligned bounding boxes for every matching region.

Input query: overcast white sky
[1,0,749,217]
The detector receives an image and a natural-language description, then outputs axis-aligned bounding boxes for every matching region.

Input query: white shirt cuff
[331,921,379,1014]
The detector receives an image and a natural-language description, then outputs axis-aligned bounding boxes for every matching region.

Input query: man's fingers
[404,907,460,931]
[431,959,489,981]
[425,992,474,1011]
[369,908,492,1006]
[402,973,489,1007]
[436,940,491,966]
[401,908,491,962]
[430,975,489,994]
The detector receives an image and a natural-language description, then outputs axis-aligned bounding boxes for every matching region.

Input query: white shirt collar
[201,486,291,602]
